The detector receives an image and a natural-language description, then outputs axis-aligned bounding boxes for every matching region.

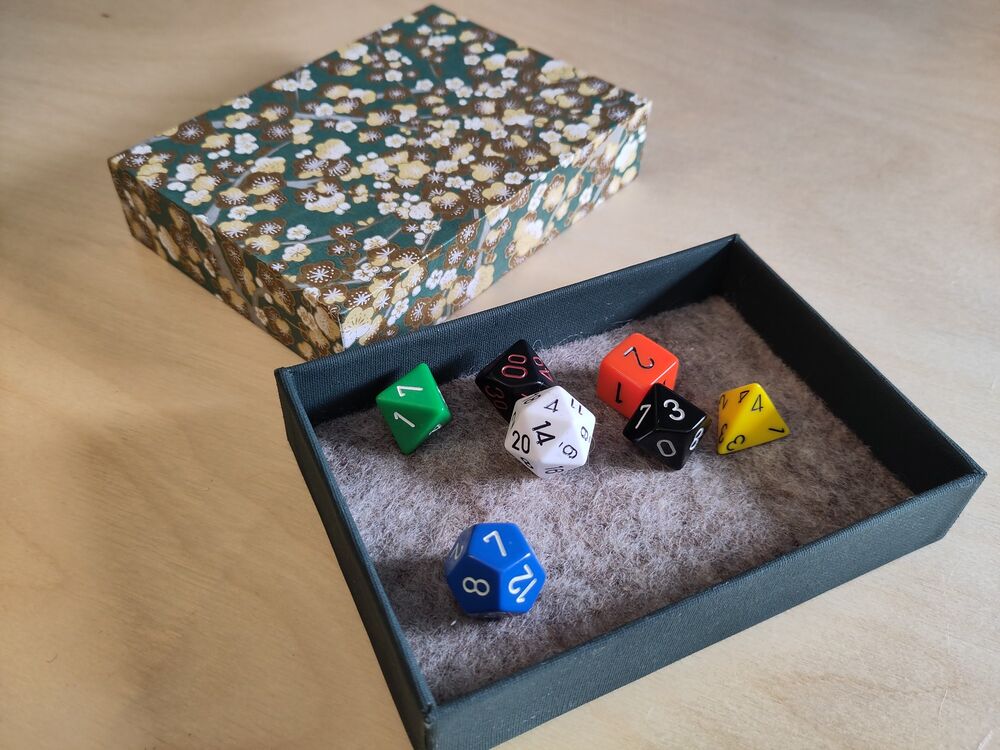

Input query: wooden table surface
[2,1,998,747]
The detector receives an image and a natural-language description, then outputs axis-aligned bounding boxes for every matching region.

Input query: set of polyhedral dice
[374,333,790,619]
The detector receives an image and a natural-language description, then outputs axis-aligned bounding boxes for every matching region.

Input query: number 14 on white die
[505,385,596,479]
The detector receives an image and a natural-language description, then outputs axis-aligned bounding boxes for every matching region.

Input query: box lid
[110,5,650,357]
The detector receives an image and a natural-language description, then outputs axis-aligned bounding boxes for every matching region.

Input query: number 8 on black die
[623,383,709,470]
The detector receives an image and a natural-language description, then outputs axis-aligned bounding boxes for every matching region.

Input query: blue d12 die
[444,522,546,617]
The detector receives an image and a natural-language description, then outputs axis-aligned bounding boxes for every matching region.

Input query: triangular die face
[505,339,535,361]
[729,385,786,433]
[376,363,451,454]
[382,399,440,422]
[478,339,551,389]
[656,412,708,437]
[378,387,443,413]
[718,383,762,423]
[650,384,702,431]
[718,384,753,424]
[623,387,659,440]
[717,383,789,454]
[377,363,445,412]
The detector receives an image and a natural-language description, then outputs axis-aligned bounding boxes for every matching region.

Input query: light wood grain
[1,1,997,748]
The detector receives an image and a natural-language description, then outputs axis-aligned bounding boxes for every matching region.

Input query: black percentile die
[475,339,556,420]
[623,383,709,470]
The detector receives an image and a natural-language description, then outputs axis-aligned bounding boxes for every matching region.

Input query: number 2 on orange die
[597,333,680,418]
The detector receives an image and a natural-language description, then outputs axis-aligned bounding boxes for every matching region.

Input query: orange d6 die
[597,333,680,417]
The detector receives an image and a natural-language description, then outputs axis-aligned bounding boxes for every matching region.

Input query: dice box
[275,235,984,749]
[108,4,649,359]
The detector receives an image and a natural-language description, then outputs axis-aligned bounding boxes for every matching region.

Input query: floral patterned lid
[111,4,649,352]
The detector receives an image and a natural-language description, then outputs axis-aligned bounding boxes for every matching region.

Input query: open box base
[276,235,984,750]
[314,295,911,701]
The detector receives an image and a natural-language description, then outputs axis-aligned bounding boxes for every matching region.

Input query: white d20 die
[505,385,596,478]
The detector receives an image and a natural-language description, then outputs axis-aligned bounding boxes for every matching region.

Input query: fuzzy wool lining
[316,296,911,701]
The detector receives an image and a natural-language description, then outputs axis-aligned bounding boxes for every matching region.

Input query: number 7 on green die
[376,363,451,454]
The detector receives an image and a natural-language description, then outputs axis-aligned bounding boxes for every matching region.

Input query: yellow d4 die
[716,383,790,454]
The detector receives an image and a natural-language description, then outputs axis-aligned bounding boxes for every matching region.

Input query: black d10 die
[475,340,556,420]
[623,383,709,470]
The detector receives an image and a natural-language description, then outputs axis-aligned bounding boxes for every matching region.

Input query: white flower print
[286,224,310,240]
[528,181,547,212]
[614,140,638,171]
[341,318,377,349]
[273,68,316,92]
[225,111,256,130]
[563,122,590,141]
[315,138,351,160]
[340,42,368,61]
[363,235,388,251]
[175,163,201,182]
[439,268,458,290]
[296,69,316,91]
[483,53,506,70]
[234,133,258,155]
[487,205,509,226]
[427,34,456,48]
[408,201,434,220]
[304,265,337,284]
[228,205,257,220]
[109,5,653,358]
[282,243,311,262]
[426,269,444,289]
[253,155,285,172]
[183,189,211,206]
[445,78,473,98]
[322,289,345,306]
[387,297,410,325]
[304,193,349,213]
[353,262,379,282]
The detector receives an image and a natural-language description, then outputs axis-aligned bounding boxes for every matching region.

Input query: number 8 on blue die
[444,523,546,616]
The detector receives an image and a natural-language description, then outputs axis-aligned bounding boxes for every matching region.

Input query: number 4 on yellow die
[716,383,790,454]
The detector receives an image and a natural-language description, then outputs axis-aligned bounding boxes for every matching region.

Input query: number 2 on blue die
[444,522,546,616]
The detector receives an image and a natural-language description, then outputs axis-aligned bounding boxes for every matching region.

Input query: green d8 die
[376,363,452,455]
